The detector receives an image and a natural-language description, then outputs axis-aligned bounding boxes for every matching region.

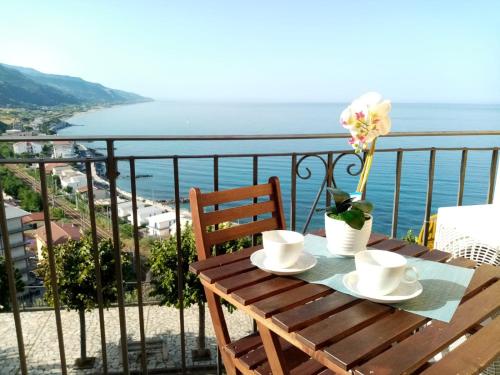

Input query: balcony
[0,131,499,374]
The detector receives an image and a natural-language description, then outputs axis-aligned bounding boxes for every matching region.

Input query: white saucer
[250,250,317,275]
[327,245,365,257]
[342,271,423,303]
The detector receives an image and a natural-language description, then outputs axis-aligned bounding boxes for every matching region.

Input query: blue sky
[0,1,499,103]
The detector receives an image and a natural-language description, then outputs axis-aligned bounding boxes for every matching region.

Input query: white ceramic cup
[354,250,419,296]
[262,230,304,268]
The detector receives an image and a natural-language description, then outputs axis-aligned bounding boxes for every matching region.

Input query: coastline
[57,100,192,219]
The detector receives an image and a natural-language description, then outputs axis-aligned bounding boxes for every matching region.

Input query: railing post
[84,161,108,374]
[457,149,468,206]
[290,154,297,231]
[39,163,68,374]
[391,150,403,238]
[488,148,498,204]
[422,149,436,247]
[173,156,187,374]
[106,140,129,374]
[129,159,148,374]
[326,152,333,207]
[252,156,259,246]
[0,176,28,375]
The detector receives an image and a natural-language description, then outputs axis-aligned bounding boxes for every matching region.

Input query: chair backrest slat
[199,183,274,206]
[203,200,276,227]
[206,217,278,247]
[190,176,286,261]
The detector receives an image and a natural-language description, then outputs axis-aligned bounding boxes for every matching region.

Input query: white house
[1,205,30,283]
[147,211,177,237]
[169,217,192,235]
[128,206,166,226]
[53,167,70,176]
[52,140,76,158]
[117,201,145,218]
[12,141,43,155]
[60,171,87,191]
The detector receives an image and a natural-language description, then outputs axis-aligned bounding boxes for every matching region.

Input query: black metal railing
[0,130,499,374]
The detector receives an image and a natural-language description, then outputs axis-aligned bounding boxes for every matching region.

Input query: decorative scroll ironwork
[296,152,364,234]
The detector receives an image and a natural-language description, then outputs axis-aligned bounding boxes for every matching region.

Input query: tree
[37,237,131,368]
[149,223,253,360]
[19,188,43,212]
[0,256,25,311]
[50,207,65,220]
[119,223,134,239]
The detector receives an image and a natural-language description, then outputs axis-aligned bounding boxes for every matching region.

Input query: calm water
[61,101,500,237]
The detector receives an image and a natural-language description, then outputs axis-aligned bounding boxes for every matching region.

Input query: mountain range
[0,63,151,107]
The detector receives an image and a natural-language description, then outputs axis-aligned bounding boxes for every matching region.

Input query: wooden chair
[190,177,327,375]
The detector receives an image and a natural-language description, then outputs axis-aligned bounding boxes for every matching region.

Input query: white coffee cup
[354,250,419,296]
[262,230,304,268]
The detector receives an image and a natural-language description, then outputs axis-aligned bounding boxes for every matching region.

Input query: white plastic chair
[435,204,500,266]
[435,204,499,374]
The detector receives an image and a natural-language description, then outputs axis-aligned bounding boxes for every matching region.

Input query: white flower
[339,92,391,152]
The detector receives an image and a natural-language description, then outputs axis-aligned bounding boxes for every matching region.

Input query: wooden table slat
[463,264,499,300]
[251,283,332,318]
[370,239,406,251]
[355,280,500,375]
[272,292,358,333]
[295,300,391,350]
[289,358,328,375]
[447,257,477,269]
[189,245,261,274]
[254,346,309,375]
[215,268,274,294]
[231,277,305,306]
[419,249,452,262]
[393,243,429,257]
[322,263,494,370]
[224,332,262,358]
[420,317,500,375]
[239,337,293,370]
[200,257,255,283]
[367,233,389,246]
[322,310,427,370]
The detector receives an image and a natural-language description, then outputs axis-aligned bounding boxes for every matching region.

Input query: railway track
[7,165,112,239]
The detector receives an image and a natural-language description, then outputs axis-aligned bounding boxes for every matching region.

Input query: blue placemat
[298,234,475,322]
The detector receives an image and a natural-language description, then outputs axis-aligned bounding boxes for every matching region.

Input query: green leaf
[339,209,366,230]
[326,188,350,204]
[351,200,374,214]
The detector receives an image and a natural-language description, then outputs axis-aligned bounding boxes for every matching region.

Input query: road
[7,165,112,239]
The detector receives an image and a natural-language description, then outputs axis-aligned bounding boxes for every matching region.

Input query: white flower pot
[325,213,372,256]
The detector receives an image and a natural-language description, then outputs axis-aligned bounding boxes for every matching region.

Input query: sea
[60,101,500,237]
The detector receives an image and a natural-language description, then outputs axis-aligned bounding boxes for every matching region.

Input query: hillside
[0,63,151,107]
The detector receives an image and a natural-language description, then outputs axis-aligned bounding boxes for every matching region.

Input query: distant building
[35,222,82,260]
[3,129,37,137]
[52,140,76,158]
[128,206,166,226]
[12,141,43,155]
[117,201,146,218]
[51,164,73,177]
[59,170,87,191]
[44,162,69,174]
[147,212,176,237]
[0,205,31,283]
[169,217,192,235]
[21,212,45,228]
[76,186,108,200]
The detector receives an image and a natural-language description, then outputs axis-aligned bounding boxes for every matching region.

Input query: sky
[0,1,499,103]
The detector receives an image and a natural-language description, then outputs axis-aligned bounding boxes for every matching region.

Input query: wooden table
[190,233,500,375]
